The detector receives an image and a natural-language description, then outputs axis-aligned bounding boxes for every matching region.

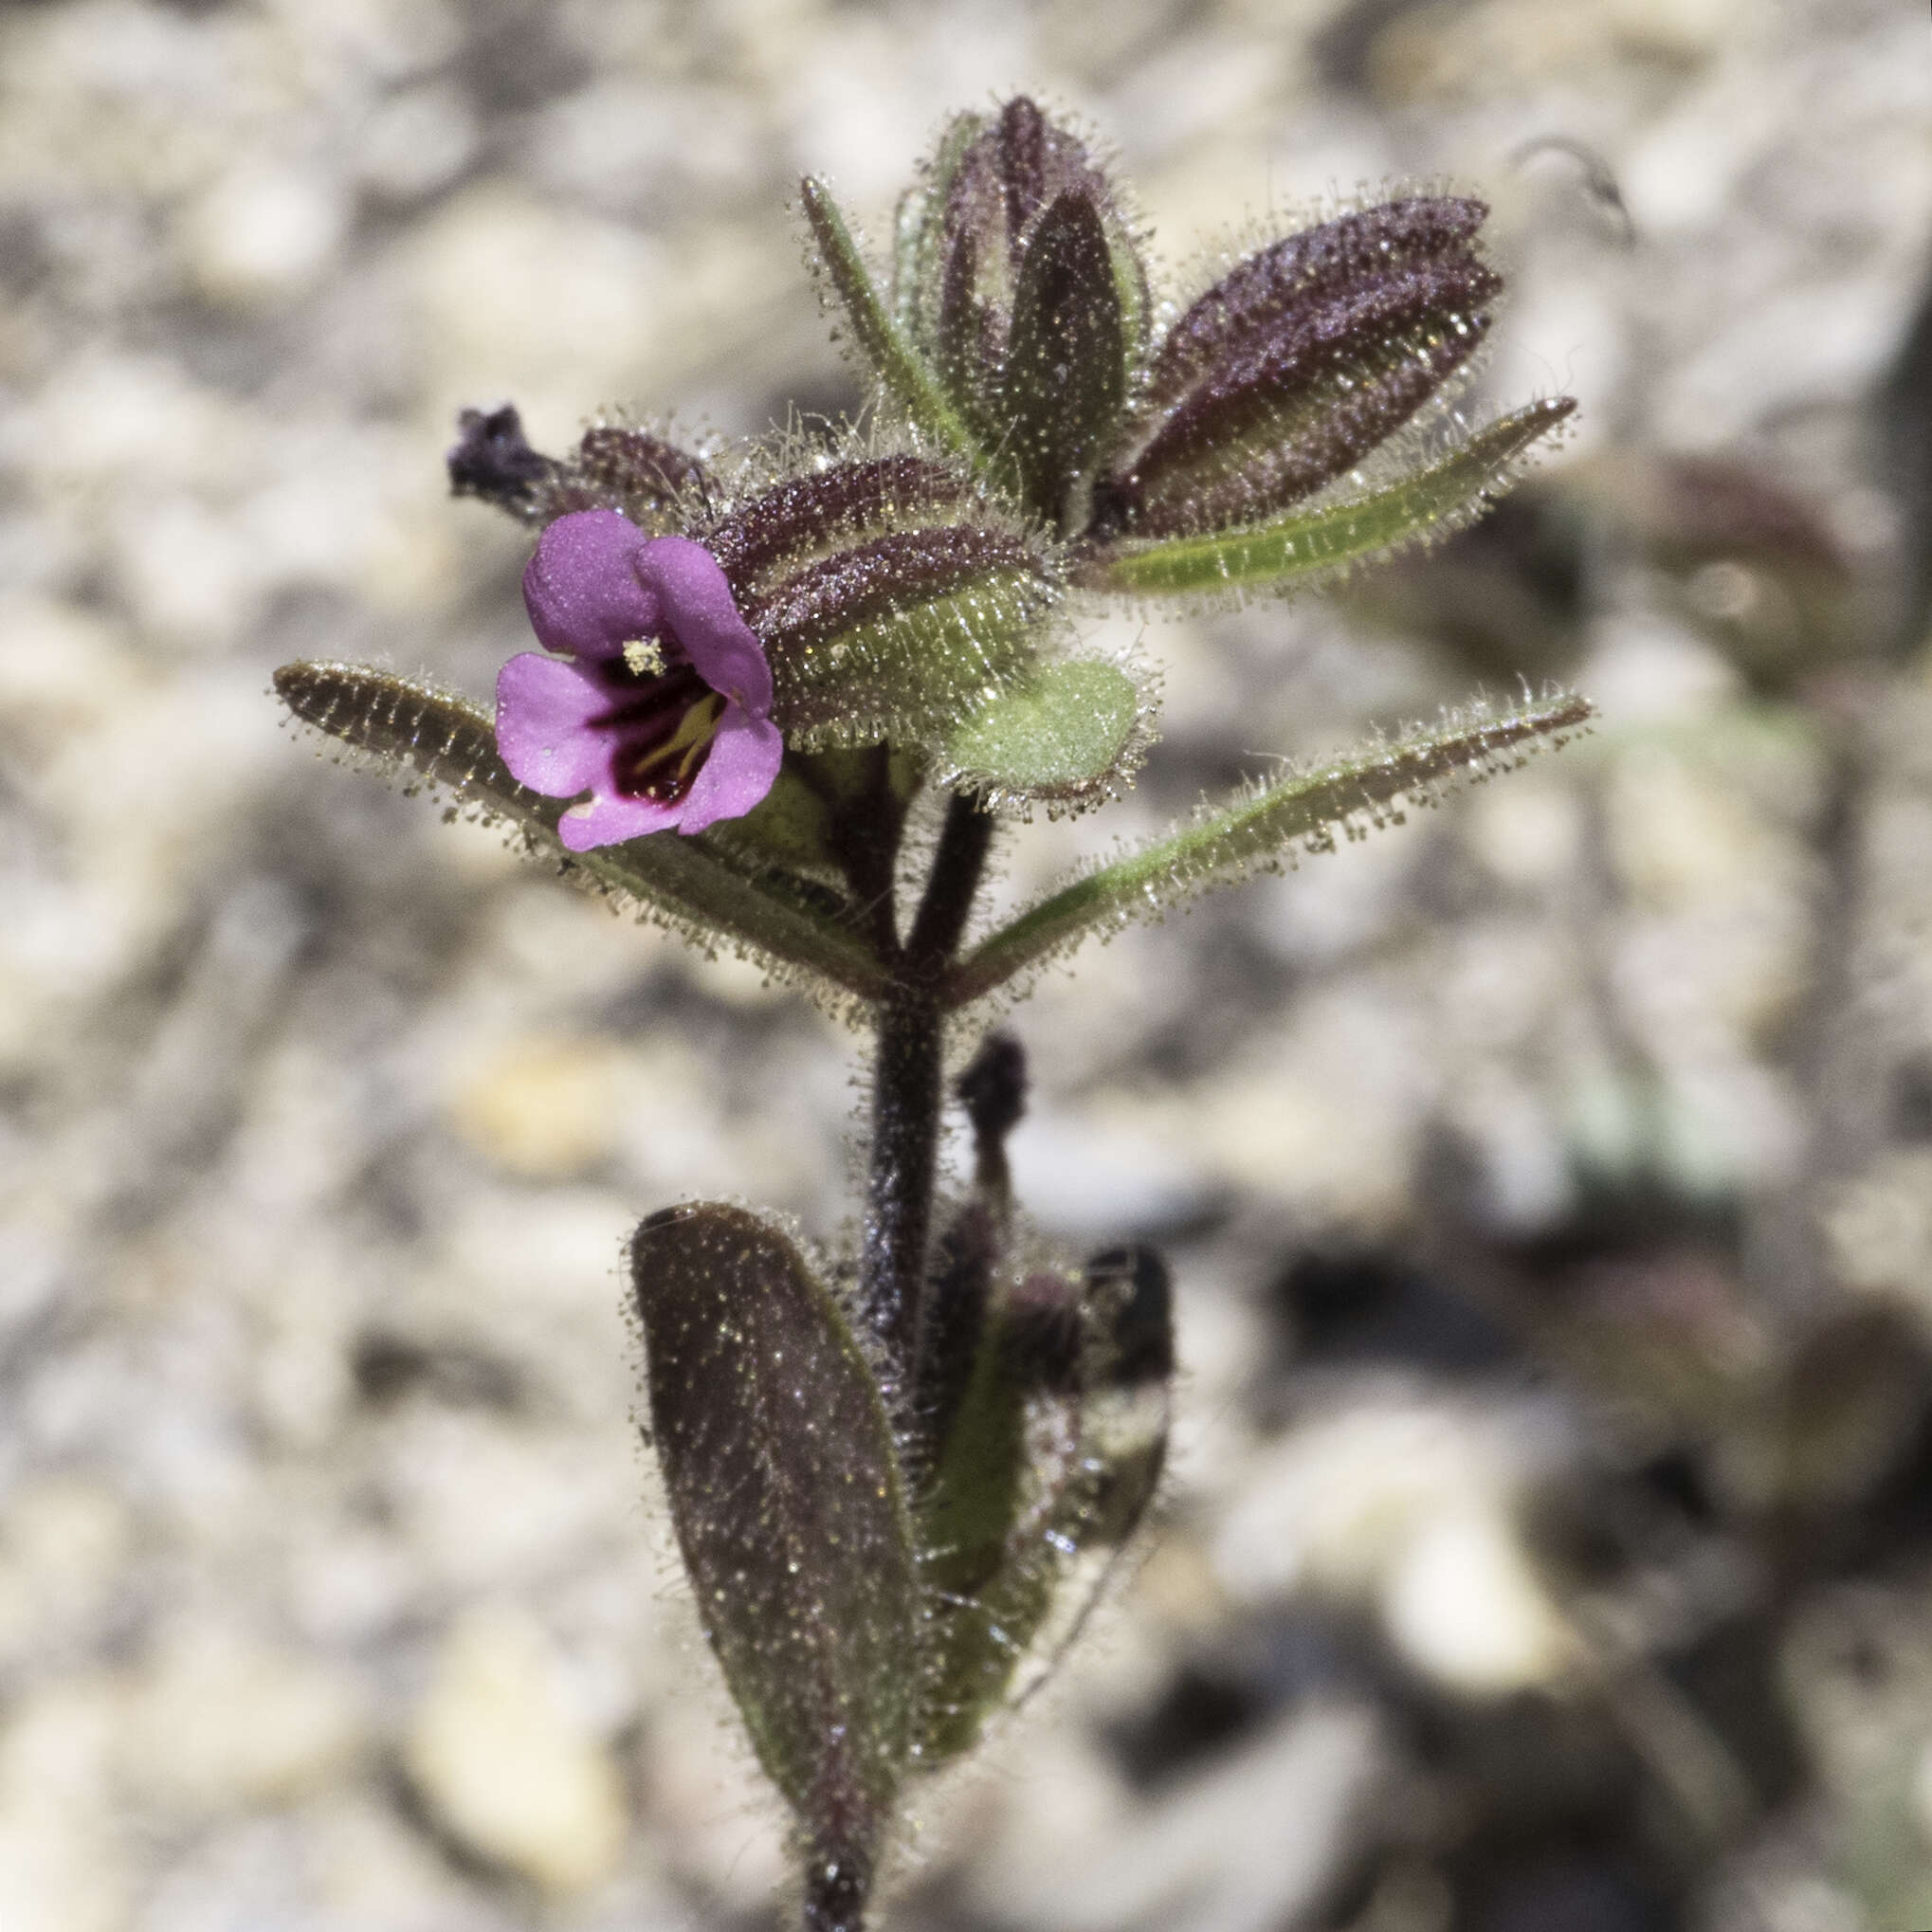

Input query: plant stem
[859,792,995,1382]
[802,1824,872,1932]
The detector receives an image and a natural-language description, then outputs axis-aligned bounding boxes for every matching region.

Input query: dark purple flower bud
[897,98,1148,523]
[496,511,781,848]
[1093,196,1504,540]
[695,459,1058,747]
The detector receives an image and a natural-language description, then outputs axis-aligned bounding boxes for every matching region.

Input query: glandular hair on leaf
[271,661,890,1018]
[632,1204,918,1886]
[944,688,1594,1008]
[939,655,1157,818]
[910,1239,1174,1767]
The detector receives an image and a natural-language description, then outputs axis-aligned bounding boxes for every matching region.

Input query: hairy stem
[860,792,996,1382]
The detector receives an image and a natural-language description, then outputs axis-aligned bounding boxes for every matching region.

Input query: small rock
[447,1032,626,1179]
[402,1602,629,1893]
[178,163,349,309]
[0,1674,130,1932]
[1380,1505,1575,1695]
[121,1625,370,1817]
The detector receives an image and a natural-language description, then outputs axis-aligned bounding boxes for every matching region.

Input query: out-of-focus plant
[275,97,1581,1931]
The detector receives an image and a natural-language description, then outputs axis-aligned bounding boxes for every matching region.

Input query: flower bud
[1092,196,1503,540]
[696,456,1059,748]
[897,97,1149,526]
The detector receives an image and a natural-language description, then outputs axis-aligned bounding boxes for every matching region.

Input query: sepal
[799,175,975,457]
[746,527,1059,751]
[1091,196,1504,542]
[999,189,1130,527]
[1080,397,1577,600]
[680,454,1061,752]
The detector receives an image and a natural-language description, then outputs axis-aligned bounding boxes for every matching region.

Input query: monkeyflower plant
[277,98,1586,1932]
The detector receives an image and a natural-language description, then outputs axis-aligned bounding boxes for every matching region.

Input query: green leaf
[946,690,1593,1007]
[942,658,1149,813]
[632,1205,916,1905]
[800,175,976,460]
[1081,397,1576,597]
[272,662,889,1009]
[915,1248,1174,1767]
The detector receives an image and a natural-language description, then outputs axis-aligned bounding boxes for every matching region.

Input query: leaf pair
[274,662,1589,1017]
[629,1201,1174,1921]
[911,1242,1173,1763]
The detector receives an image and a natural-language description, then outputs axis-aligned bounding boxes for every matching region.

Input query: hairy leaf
[272,663,888,1007]
[942,658,1148,814]
[1082,397,1576,598]
[800,175,975,457]
[947,689,1593,1006]
[915,1247,1173,1765]
[632,1205,916,1899]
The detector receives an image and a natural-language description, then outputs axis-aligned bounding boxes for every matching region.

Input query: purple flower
[496,511,783,849]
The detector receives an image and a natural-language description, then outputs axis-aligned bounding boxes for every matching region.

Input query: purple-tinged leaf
[631,1204,916,1919]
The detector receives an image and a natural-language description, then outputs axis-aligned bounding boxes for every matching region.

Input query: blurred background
[4,0,1932,1927]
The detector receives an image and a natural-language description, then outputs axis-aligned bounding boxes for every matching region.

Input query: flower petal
[495,651,611,797]
[636,536,775,712]
[676,704,784,834]
[556,789,684,849]
[523,510,659,660]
